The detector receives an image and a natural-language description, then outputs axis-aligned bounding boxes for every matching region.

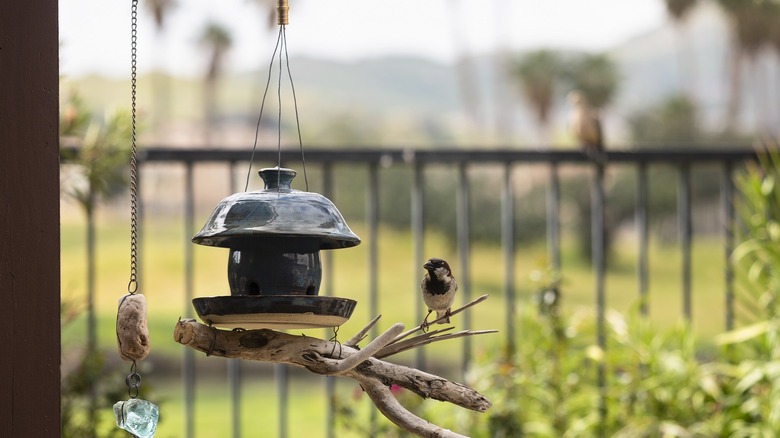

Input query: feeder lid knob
[259,167,296,190]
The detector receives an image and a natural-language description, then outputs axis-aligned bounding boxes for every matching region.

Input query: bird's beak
[423,261,434,270]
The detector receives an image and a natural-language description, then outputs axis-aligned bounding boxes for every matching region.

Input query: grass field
[61,205,733,437]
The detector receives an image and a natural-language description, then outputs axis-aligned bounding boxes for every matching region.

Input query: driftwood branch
[174,295,495,437]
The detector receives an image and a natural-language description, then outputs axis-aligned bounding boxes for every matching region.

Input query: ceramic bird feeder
[191,166,360,329]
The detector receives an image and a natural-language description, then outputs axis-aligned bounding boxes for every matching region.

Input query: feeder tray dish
[193,295,357,330]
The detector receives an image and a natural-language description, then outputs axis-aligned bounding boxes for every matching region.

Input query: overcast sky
[59,0,667,78]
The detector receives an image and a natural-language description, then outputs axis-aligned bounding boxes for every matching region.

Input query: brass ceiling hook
[277,0,289,25]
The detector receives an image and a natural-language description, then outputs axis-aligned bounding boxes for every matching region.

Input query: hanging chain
[128,0,139,295]
[126,360,141,399]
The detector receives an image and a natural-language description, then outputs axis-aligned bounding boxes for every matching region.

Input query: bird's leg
[421,310,433,332]
[444,308,452,324]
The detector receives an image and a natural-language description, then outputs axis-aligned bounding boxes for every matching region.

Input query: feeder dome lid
[192,167,361,249]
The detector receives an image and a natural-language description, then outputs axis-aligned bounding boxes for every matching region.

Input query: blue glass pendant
[113,399,159,438]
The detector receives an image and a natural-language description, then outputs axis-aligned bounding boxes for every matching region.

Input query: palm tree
[665,0,697,20]
[562,53,619,261]
[509,50,563,146]
[144,0,177,127]
[248,0,277,29]
[145,0,176,29]
[440,0,485,134]
[718,0,775,132]
[663,0,698,98]
[199,23,233,147]
[564,53,619,112]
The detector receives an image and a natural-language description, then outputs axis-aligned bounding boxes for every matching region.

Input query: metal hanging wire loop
[127,0,139,295]
[245,21,308,192]
[276,29,284,190]
[329,325,342,358]
[246,27,283,192]
[206,324,218,357]
[282,26,308,191]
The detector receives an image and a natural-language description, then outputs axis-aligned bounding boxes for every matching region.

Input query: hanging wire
[329,325,342,358]
[276,28,284,191]
[245,27,283,192]
[282,26,308,191]
[127,0,139,295]
[245,23,308,192]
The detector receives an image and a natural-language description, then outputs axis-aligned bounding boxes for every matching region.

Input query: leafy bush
[431,300,780,436]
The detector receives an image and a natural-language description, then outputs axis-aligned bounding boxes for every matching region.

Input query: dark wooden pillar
[0,0,61,435]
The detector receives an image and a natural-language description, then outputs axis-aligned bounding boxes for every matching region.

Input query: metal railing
[128,146,757,437]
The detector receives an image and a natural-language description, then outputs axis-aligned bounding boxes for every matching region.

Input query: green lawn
[61,209,733,436]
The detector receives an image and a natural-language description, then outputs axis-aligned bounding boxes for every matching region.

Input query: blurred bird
[568,91,603,160]
[420,257,458,331]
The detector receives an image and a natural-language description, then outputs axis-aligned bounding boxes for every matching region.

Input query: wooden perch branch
[173,294,496,437]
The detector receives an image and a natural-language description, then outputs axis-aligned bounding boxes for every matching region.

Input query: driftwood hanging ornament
[116,293,151,361]
[175,295,496,438]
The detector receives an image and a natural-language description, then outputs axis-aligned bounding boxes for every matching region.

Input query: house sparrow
[567,91,603,159]
[420,257,457,331]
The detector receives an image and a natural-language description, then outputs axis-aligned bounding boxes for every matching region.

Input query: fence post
[412,163,425,369]
[457,163,472,378]
[722,162,735,331]
[637,163,649,315]
[322,162,336,438]
[547,164,561,271]
[184,161,196,438]
[591,164,607,433]
[228,161,241,438]
[502,163,516,357]
[679,164,692,321]
[367,162,379,436]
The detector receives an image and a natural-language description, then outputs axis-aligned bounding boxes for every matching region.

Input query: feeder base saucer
[192,295,356,330]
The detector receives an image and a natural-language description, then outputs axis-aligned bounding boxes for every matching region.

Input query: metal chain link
[126,360,141,399]
[125,1,142,406]
[128,0,139,294]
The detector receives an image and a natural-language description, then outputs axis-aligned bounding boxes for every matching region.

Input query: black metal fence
[126,147,757,437]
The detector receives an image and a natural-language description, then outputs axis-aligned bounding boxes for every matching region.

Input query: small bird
[420,257,458,331]
[567,91,604,160]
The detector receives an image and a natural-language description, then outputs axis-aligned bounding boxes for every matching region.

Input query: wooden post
[0,0,61,435]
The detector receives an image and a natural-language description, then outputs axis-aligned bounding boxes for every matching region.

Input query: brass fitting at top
[277,0,289,25]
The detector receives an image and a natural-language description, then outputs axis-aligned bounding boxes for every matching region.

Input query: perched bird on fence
[420,257,458,331]
[568,91,603,160]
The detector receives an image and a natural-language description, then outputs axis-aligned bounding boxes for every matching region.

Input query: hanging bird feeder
[191,166,360,330]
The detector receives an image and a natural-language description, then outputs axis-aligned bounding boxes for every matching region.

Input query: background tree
[563,53,619,111]
[60,95,132,437]
[509,50,563,146]
[561,53,620,260]
[629,94,700,145]
[144,0,177,127]
[663,0,699,121]
[249,0,277,30]
[717,0,775,133]
[199,23,233,147]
